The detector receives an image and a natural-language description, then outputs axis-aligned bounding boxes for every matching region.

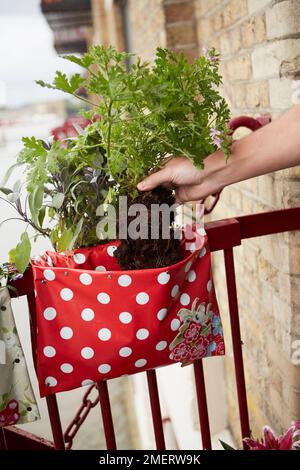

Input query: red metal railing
[1,206,300,451]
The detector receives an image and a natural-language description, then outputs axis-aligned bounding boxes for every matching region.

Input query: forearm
[138,105,300,203]
[205,104,300,189]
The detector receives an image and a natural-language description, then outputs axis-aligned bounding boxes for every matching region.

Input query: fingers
[137,168,171,191]
[175,185,206,203]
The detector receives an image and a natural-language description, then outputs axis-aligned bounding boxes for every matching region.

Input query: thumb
[137,168,171,191]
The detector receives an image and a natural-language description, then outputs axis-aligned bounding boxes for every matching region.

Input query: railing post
[46,395,65,450]
[224,247,251,447]
[96,381,117,450]
[0,428,7,450]
[193,360,212,450]
[146,370,166,450]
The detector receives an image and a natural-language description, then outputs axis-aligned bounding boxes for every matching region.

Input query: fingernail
[137,182,146,190]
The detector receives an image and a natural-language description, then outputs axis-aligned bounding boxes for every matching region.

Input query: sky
[0,0,80,108]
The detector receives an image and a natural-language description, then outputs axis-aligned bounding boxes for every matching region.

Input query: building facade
[42,0,300,447]
[91,0,300,445]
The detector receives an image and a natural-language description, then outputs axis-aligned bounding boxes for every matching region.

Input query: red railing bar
[206,207,300,252]
[193,360,212,450]
[0,428,7,450]
[146,370,166,450]
[206,218,242,252]
[45,395,65,450]
[9,265,34,297]
[96,381,117,450]
[224,247,250,446]
[27,292,38,372]
[3,426,54,450]
[236,206,300,240]
[229,114,270,133]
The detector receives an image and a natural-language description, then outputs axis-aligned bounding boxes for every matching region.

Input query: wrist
[200,141,242,192]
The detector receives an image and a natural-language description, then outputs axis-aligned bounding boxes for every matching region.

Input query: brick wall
[91,0,300,445]
[125,0,166,62]
[125,0,199,62]
[195,0,300,442]
[92,0,125,50]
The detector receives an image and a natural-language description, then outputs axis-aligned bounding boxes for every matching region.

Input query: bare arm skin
[137,104,300,203]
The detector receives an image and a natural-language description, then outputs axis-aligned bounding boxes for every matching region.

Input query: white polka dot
[60,327,73,340]
[107,245,117,257]
[98,328,111,341]
[185,260,193,272]
[157,272,170,285]
[43,346,56,358]
[8,402,17,409]
[74,253,86,264]
[187,270,196,282]
[81,308,95,321]
[119,347,132,357]
[60,363,73,374]
[136,328,149,340]
[136,292,149,305]
[180,293,190,306]
[171,285,179,298]
[81,379,94,387]
[45,376,57,387]
[135,359,147,368]
[80,273,93,285]
[119,312,132,324]
[43,307,56,321]
[118,274,132,287]
[171,319,180,331]
[98,364,111,374]
[207,280,212,292]
[197,226,206,236]
[157,308,168,321]
[188,243,197,252]
[199,247,206,258]
[156,341,167,351]
[81,347,94,359]
[97,292,110,304]
[44,269,55,281]
[95,265,106,272]
[60,288,73,301]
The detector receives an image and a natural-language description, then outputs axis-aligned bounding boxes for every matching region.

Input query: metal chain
[64,384,99,450]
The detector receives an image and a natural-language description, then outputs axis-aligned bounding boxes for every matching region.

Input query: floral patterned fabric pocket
[32,228,225,397]
[0,287,40,427]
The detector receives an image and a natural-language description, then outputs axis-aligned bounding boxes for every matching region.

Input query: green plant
[0,125,111,272]
[0,45,231,273]
[220,420,300,450]
[38,45,231,195]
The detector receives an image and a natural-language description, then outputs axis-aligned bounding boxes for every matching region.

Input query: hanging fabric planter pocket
[31,228,225,397]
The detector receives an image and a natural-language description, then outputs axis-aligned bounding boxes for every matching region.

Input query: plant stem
[73,93,97,108]
[107,101,113,162]
[0,196,22,214]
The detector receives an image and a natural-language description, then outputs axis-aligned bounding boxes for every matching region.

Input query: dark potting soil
[114,187,182,270]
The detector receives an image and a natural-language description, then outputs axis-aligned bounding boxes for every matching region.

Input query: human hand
[137,153,226,203]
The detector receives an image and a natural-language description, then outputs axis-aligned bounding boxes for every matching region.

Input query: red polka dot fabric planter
[31,229,225,397]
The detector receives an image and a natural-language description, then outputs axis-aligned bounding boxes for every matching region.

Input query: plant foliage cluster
[0,45,231,275]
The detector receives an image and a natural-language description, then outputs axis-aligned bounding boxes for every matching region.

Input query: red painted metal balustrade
[1,206,300,451]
